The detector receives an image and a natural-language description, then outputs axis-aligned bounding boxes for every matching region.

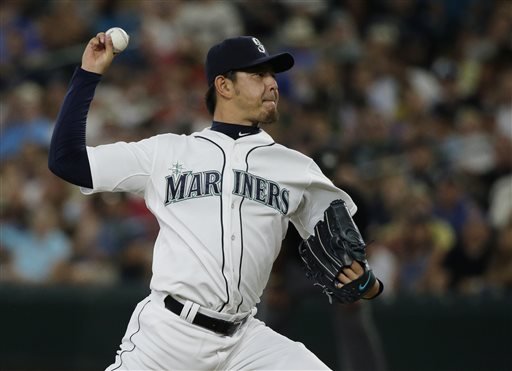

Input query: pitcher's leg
[223,318,331,371]
[106,295,224,371]
[105,298,153,371]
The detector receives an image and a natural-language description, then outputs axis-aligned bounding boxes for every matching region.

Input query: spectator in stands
[432,174,479,237]
[0,203,71,283]
[486,220,512,293]
[488,174,512,230]
[442,212,493,294]
[0,83,52,160]
[174,0,243,55]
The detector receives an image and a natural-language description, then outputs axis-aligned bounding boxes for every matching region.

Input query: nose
[264,74,278,94]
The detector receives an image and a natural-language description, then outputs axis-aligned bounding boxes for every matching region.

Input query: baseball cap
[205,36,294,86]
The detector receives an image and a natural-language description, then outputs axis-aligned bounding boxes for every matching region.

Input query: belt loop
[179,300,201,324]
[180,301,194,323]
[186,302,200,323]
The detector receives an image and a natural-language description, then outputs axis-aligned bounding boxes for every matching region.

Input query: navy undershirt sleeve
[48,67,102,188]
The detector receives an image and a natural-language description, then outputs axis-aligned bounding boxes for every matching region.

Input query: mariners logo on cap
[252,37,266,54]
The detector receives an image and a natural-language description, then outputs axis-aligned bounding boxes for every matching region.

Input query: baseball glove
[298,199,381,304]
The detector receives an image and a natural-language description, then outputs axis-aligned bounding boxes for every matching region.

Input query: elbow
[47,145,68,180]
[47,147,93,188]
[48,150,62,179]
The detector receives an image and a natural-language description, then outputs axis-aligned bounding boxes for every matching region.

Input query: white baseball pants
[105,292,330,370]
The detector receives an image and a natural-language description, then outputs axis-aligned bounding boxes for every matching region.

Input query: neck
[213,106,256,127]
[213,116,256,127]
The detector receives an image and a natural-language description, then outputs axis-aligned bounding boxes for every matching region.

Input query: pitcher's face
[231,66,279,125]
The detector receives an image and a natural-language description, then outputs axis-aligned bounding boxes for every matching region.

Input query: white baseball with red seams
[106,27,129,53]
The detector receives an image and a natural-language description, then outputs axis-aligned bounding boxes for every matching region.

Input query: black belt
[164,295,247,336]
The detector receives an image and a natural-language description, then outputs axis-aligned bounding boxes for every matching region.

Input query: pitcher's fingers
[96,32,106,44]
[342,267,359,280]
[351,260,364,275]
[104,33,113,53]
[88,36,100,48]
[337,271,350,284]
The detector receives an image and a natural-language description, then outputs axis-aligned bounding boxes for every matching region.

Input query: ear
[214,75,235,99]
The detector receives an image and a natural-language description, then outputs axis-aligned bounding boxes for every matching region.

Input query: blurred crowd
[1,0,511,298]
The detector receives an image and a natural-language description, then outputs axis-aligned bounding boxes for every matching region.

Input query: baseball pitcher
[49,33,383,370]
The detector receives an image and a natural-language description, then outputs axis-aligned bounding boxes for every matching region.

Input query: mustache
[263,93,278,102]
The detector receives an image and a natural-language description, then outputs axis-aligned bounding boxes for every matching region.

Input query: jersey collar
[210,121,261,140]
[197,125,274,145]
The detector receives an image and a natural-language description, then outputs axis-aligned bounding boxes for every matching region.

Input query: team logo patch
[252,37,266,54]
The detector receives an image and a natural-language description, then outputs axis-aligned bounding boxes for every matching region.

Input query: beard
[258,101,279,124]
[260,107,278,124]
[234,88,279,125]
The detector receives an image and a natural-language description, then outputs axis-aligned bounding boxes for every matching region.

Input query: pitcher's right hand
[81,32,115,75]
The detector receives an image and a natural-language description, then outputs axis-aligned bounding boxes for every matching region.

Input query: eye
[254,72,275,79]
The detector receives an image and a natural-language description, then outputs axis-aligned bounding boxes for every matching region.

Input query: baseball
[106,27,129,54]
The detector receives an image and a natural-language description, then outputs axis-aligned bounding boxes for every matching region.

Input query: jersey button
[231,203,235,209]
[231,235,235,241]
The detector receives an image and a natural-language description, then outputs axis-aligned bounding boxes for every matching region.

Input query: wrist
[363,279,384,300]
[79,66,104,77]
[80,64,104,76]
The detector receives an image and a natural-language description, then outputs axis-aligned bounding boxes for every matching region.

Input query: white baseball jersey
[83,127,356,315]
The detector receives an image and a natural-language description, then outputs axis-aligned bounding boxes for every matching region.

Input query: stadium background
[1,0,511,370]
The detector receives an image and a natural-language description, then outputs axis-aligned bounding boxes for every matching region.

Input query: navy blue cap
[205,36,294,86]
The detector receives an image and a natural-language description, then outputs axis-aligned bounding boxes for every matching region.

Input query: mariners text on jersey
[164,168,290,214]
[232,169,289,214]
[165,170,222,205]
